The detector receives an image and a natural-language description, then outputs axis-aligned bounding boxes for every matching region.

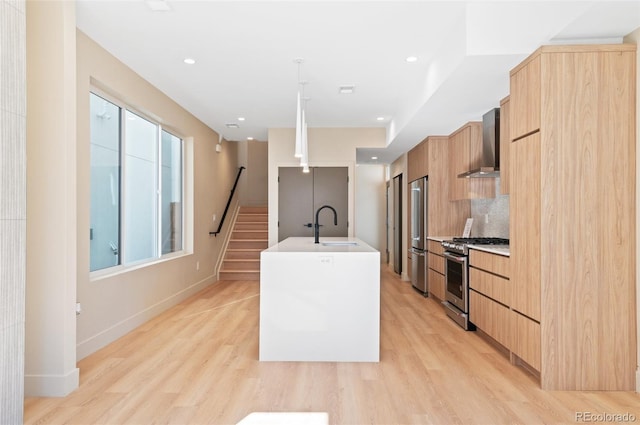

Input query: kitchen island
[259,237,380,362]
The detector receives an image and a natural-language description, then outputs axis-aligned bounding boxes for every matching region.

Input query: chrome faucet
[314,205,338,244]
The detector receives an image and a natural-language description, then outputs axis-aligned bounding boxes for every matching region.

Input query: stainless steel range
[441,237,509,330]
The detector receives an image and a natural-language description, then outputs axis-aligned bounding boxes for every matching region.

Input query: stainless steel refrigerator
[409,177,428,295]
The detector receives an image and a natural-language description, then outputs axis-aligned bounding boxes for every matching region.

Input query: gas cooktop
[442,237,509,255]
[452,237,509,245]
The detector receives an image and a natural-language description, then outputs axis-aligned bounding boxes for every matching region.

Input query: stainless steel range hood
[458,107,500,178]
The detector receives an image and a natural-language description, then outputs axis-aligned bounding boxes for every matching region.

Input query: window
[90,92,184,272]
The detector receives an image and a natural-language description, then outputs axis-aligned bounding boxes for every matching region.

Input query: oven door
[444,251,468,313]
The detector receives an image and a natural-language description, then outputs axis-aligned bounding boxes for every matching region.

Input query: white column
[0,0,26,420]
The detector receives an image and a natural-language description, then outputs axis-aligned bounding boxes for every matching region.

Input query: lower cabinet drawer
[428,252,444,274]
[469,290,511,350]
[512,310,541,371]
[469,267,510,306]
[428,268,445,300]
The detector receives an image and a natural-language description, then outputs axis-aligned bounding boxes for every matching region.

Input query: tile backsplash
[470,178,509,238]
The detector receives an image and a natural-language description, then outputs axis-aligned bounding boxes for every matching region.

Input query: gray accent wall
[0,0,26,423]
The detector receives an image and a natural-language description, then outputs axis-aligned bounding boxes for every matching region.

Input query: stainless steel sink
[321,241,358,246]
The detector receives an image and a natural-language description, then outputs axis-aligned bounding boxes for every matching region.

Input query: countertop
[469,244,510,257]
[426,236,454,242]
[262,237,378,253]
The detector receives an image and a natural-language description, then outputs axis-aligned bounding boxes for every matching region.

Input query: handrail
[210,166,245,237]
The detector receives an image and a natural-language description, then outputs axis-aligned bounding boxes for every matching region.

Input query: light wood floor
[25,266,640,424]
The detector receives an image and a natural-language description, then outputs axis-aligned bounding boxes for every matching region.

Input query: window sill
[89,250,192,282]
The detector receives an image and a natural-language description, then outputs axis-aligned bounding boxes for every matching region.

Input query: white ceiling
[76,0,640,164]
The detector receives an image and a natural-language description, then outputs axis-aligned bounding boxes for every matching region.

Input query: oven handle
[444,251,466,264]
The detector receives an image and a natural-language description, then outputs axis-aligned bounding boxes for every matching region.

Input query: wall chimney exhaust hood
[458,107,500,178]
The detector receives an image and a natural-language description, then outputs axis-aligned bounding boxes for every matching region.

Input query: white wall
[0,0,26,420]
[355,164,387,254]
[389,153,409,281]
[238,139,268,207]
[267,128,386,248]
[623,28,640,393]
[25,0,79,397]
[75,30,238,365]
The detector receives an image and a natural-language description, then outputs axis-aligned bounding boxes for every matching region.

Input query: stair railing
[210,166,245,237]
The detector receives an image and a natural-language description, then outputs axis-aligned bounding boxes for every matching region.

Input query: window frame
[89,87,187,279]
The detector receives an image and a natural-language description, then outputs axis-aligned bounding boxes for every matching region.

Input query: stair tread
[220,269,260,273]
[230,239,267,242]
[224,258,260,262]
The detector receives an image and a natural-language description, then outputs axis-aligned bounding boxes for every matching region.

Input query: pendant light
[293,58,304,159]
[300,109,308,168]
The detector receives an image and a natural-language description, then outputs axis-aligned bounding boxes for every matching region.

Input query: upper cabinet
[426,136,469,235]
[448,122,495,201]
[509,44,636,391]
[510,54,541,139]
[407,139,427,183]
[498,96,510,195]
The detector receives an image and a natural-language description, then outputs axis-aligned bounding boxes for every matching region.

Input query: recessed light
[371,156,378,160]
[146,0,171,12]
[183,58,196,65]
[225,123,239,129]
[247,137,254,140]
[238,117,245,121]
[376,117,385,121]
[339,85,355,94]
[405,56,418,63]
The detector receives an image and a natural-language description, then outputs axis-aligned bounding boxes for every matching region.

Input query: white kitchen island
[259,237,380,362]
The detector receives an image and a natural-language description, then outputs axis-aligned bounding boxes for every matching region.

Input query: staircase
[219,206,268,281]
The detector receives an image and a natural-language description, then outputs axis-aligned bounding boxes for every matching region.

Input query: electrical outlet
[484,214,489,224]
[196,261,200,271]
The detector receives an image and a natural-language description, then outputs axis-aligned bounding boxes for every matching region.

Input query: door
[392,174,402,274]
[278,166,348,242]
[385,181,390,264]
[312,167,348,237]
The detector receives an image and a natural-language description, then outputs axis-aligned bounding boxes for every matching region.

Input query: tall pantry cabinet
[509,44,636,390]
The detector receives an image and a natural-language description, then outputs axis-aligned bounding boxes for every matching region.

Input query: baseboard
[76,274,216,360]
[24,367,79,397]
[401,271,410,282]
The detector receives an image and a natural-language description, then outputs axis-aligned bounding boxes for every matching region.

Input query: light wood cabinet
[427,252,444,275]
[469,268,510,307]
[468,249,511,350]
[510,54,540,139]
[498,96,510,194]
[428,268,445,301]
[510,132,540,322]
[426,240,445,301]
[512,311,541,372]
[448,122,495,201]
[469,290,511,350]
[509,44,636,390]
[427,136,469,236]
[407,140,427,183]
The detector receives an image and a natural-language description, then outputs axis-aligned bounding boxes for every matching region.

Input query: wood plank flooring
[24,266,640,424]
